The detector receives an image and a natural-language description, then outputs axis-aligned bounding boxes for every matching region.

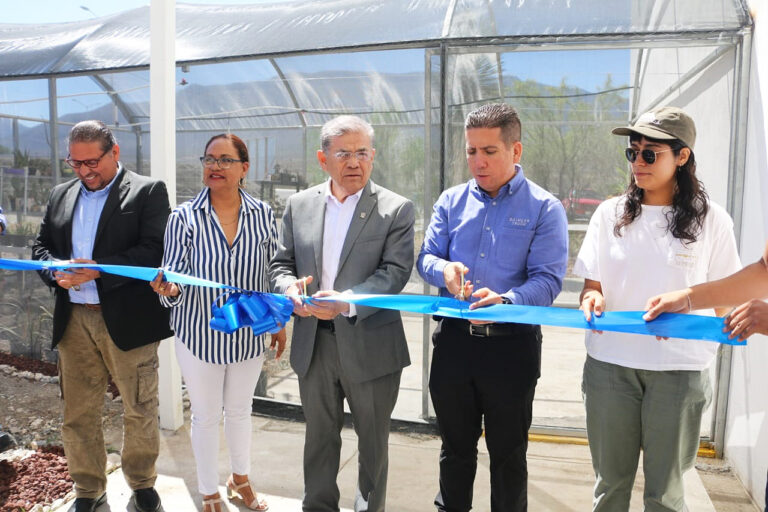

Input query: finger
[582,299,592,322]
[276,339,286,359]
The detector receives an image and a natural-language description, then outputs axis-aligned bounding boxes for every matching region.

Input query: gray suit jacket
[270,180,414,383]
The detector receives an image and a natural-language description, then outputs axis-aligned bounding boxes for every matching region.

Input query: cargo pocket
[136,361,159,405]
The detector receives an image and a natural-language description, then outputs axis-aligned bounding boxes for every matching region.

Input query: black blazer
[32,168,173,350]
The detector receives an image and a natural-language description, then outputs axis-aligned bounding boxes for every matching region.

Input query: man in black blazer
[32,120,171,512]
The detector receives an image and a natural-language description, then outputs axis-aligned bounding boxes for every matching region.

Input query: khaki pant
[57,304,160,498]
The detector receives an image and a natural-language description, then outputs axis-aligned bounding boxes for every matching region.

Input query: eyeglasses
[333,150,371,162]
[625,147,673,165]
[200,156,244,169]
[66,147,111,169]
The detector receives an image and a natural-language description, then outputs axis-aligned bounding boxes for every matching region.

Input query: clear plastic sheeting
[0,0,751,79]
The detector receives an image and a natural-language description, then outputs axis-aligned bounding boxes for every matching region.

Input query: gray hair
[320,115,374,151]
[68,120,117,152]
[465,103,521,147]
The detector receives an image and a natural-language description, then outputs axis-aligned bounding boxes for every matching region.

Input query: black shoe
[132,487,162,512]
[68,492,106,512]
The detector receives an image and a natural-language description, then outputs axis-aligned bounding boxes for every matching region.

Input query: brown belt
[73,303,101,311]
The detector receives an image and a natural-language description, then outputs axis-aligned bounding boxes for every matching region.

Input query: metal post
[151,0,183,431]
[48,78,60,187]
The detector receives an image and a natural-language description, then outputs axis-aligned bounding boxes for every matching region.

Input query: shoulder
[370,181,412,209]
[702,200,734,232]
[435,181,472,208]
[241,190,274,217]
[49,178,80,198]
[286,183,325,206]
[120,170,167,196]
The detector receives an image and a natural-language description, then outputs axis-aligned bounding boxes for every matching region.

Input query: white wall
[725,1,768,508]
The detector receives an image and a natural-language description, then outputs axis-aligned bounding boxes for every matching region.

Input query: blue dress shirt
[418,165,568,306]
[69,167,122,304]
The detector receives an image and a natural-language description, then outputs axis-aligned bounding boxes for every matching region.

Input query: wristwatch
[500,296,512,304]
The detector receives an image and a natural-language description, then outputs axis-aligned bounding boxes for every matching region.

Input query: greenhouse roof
[0,0,752,80]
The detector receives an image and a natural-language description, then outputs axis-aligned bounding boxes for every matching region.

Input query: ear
[677,147,691,166]
[241,160,250,178]
[317,149,328,171]
[112,143,121,162]
[512,141,523,164]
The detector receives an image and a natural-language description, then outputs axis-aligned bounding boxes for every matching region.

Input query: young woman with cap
[574,106,742,511]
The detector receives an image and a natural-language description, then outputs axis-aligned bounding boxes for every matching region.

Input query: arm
[507,199,569,306]
[644,243,767,321]
[151,208,190,307]
[268,199,312,316]
[31,190,60,288]
[418,194,459,291]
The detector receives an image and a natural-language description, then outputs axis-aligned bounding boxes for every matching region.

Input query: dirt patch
[0,351,126,510]
[0,446,72,511]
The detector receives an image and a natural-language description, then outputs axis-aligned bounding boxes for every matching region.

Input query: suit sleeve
[31,188,61,288]
[349,199,415,323]
[269,198,299,294]
[96,180,171,293]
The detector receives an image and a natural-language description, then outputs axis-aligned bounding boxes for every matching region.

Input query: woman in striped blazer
[151,133,284,512]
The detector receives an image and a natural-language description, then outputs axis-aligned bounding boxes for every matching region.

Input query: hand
[467,287,503,325]
[725,299,768,341]
[307,290,350,320]
[443,262,471,299]
[150,270,180,297]
[285,276,313,317]
[269,328,287,359]
[643,288,692,321]
[580,289,604,334]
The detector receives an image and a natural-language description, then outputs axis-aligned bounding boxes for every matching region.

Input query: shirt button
[492,201,497,206]
[485,226,491,231]
[476,279,481,284]
[480,253,485,257]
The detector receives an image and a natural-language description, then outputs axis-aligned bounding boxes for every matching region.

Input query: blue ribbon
[0,257,743,344]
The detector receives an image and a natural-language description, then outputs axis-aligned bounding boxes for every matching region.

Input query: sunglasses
[624,147,673,165]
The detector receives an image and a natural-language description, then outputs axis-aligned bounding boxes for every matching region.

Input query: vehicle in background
[562,189,602,222]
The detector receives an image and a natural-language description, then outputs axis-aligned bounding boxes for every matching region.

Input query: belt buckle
[469,324,491,337]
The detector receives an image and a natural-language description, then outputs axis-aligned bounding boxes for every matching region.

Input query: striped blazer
[160,188,278,364]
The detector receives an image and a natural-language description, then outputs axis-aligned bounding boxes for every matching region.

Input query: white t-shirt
[574,196,741,371]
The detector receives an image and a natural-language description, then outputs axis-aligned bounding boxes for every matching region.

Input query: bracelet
[686,293,693,312]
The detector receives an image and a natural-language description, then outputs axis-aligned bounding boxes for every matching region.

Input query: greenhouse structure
[1,0,766,506]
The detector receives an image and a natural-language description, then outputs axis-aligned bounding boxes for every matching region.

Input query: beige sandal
[202,494,224,512]
[226,475,269,511]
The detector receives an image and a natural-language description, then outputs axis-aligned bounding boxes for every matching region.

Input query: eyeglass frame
[199,156,245,169]
[624,147,673,165]
[65,146,112,169]
[332,150,372,162]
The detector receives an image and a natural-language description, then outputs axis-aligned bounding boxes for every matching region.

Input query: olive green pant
[57,304,160,498]
[582,355,711,512]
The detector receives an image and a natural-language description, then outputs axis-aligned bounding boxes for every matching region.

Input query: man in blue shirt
[418,103,568,512]
[32,120,171,512]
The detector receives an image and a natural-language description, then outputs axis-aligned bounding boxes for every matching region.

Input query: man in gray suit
[270,115,414,512]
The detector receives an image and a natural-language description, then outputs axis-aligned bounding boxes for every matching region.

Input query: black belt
[317,319,335,333]
[440,317,535,338]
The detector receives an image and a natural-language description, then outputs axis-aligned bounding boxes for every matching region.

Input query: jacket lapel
[311,187,325,282]
[62,183,81,257]
[95,169,128,246]
[336,180,375,274]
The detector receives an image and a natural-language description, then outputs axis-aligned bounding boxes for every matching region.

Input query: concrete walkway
[53,414,717,512]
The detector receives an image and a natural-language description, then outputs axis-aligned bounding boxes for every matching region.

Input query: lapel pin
[360,212,366,219]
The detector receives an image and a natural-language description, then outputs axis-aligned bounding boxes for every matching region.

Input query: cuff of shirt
[432,259,450,288]
[340,289,356,318]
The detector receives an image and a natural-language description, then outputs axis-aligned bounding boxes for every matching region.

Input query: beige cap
[612,106,696,150]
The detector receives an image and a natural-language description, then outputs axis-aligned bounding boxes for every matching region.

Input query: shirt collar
[324,178,363,206]
[471,164,525,200]
[79,164,122,198]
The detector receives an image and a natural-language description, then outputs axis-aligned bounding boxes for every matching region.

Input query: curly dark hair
[613,133,709,244]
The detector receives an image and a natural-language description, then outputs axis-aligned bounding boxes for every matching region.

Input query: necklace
[219,217,239,226]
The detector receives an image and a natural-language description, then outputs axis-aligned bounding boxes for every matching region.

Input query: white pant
[175,338,265,495]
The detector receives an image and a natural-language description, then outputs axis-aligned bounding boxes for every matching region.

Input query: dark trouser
[429,318,542,512]
[299,325,402,512]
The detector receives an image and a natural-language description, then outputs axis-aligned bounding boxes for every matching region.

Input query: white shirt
[574,196,741,371]
[321,179,363,316]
